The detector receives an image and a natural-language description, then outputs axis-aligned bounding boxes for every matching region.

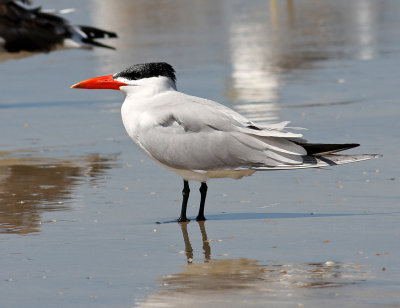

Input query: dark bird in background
[0,0,117,53]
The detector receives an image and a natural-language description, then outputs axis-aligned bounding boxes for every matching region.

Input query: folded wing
[135,91,379,172]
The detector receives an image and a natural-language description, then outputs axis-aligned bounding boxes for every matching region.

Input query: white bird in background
[72,62,379,222]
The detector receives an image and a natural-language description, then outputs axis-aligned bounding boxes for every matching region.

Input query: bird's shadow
[156,211,384,224]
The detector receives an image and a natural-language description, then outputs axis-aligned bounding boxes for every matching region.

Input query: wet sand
[0,0,399,307]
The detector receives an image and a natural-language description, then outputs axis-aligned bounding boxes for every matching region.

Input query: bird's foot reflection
[179,221,210,264]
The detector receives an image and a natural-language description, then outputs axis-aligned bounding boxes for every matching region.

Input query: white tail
[252,154,381,171]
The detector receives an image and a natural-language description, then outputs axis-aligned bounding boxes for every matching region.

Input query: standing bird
[71,62,379,222]
[0,0,117,53]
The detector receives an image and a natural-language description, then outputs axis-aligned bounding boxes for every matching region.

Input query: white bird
[0,0,117,54]
[71,62,379,222]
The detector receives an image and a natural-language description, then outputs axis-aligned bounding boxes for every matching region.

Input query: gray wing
[137,92,308,171]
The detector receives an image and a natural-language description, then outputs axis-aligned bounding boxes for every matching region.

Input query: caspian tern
[71,62,379,222]
[0,0,117,53]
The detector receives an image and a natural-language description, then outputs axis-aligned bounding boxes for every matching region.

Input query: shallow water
[0,0,399,307]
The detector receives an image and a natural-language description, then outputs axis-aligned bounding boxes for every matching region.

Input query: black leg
[196,182,207,221]
[178,180,190,222]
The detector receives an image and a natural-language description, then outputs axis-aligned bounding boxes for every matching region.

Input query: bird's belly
[159,163,256,182]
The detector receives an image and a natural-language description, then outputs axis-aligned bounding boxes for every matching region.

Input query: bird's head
[71,62,176,95]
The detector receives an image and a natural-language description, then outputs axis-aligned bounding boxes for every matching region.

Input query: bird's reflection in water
[0,152,116,234]
[179,221,210,264]
[138,222,368,307]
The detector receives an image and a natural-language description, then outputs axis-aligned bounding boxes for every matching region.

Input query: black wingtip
[297,143,360,155]
[81,39,116,50]
[78,25,118,49]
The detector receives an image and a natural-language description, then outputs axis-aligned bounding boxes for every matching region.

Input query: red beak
[71,75,127,90]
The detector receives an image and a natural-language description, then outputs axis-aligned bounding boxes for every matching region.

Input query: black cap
[113,62,176,83]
